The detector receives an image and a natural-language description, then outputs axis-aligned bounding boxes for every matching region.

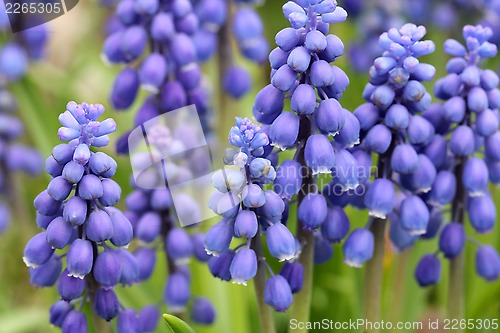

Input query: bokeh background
[0,1,499,332]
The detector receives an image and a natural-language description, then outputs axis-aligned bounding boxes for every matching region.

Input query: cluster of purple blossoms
[103,0,211,133]
[0,13,48,233]
[346,23,438,266]
[261,0,365,269]
[205,0,378,312]
[415,25,500,286]
[266,1,372,270]
[24,102,155,332]
[124,122,216,325]
[193,0,269,99]
[205,117,301,312]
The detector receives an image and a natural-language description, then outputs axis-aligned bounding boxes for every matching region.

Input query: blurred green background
[0,1,499,332]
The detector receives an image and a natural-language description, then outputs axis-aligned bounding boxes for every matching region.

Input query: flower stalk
[361,145,393,333]
[362,218,386,333]
[448,158,466,324]
[251,233,277,333]
[289,116,314,333]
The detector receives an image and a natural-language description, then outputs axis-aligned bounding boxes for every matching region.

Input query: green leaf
[163,314,196,333]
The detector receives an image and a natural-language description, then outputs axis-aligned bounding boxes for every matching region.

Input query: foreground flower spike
[264,0,358,252]
[24,102,145,332]
[206,117,300,311]
[349,23,436,262]
[217,0,360,324]
[0,24,47,233]
[124,122,215,326]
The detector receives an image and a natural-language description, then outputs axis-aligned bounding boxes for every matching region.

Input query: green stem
[362,141,394,333]
[448,158,466,326]
[289,116,314,333]
[448,252,465,321]
[289,229,314,333]
[251,234,276,333]
[389,251,409,326]
[362,218,386,333]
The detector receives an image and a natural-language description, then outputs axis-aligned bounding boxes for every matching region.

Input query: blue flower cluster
[103,0,210,126]
[193,0,269,99]
[206,117,302,312]
[259,0,370,270]
[415,25,500,286]
[345,23,438,268]
[124,122,216,325]
[0,19,48,232]
[24,102,154,332]
[205,0,371,312]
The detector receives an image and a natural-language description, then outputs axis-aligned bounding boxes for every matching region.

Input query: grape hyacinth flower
[124,121,216,326]
[208,0,361,327]
[206,117,300,314]
[24,102,153,332]
[0,22,48,233]
[416,25,500,319]
[345,23,438,326]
